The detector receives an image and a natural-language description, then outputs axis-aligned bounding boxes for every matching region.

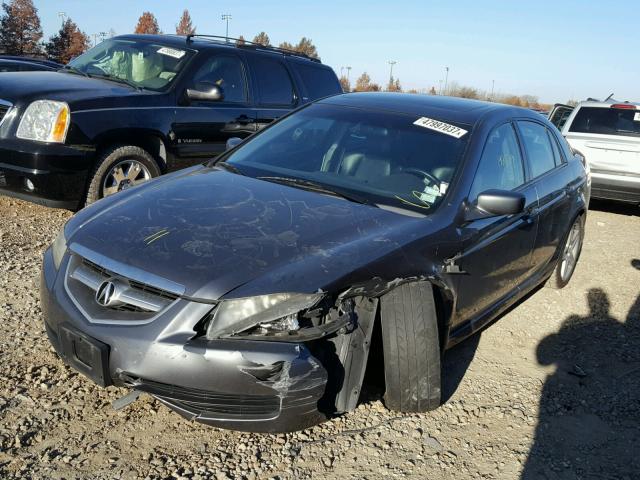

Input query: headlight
[16,100,70,143]
[51,228,67,270]
[205,292,325,339]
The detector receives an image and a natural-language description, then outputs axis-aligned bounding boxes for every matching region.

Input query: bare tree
[45,18,90,64]
[0,0,42,56]
[386,77,402,92]
[175,9,195,35]
[134,12,161,34]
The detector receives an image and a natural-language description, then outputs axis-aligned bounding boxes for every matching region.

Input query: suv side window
[470,123,525,200]
[293,63,341,100]
[192,55,247,103]
[518,121,556,178]
[251,57,295,106]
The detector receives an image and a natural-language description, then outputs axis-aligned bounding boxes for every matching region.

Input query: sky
[33,0,640,104]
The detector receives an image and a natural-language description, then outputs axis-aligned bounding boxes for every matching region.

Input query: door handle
[234,115,254,125]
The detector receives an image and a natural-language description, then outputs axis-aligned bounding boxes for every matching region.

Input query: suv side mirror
[476,189,526,216]
[186,84,223,102]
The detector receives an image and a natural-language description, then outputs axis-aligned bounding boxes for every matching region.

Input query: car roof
[113,34,325,64]
[319,92,536,125]
[577,98,640,108]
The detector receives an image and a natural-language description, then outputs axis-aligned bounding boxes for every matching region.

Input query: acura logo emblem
[95,281,117,307]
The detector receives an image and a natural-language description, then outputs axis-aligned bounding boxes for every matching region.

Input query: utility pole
[388,60,397,85]
[57,11,66,26]
[490,79,495,101]
[340,66,344,77]
[346,66,352,83]
[92,34,99,47]
[444,66,449,95]
[221,14,232,42]
[438,79,443,95]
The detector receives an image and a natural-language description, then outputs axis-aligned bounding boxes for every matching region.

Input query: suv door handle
[234,115,254,125]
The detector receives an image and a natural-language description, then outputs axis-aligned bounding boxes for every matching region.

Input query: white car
[550,98,640,204]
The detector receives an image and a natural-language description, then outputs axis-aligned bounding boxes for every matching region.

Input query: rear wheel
[546,215,585,289]
[85,145,160,206]
[380,282,441,412]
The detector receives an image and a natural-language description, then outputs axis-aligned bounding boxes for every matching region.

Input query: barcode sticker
[157,47,186,59]
[413,117,468,138]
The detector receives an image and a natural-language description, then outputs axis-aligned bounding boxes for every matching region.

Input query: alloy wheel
[102,159,151,198]
[560,220,582,282]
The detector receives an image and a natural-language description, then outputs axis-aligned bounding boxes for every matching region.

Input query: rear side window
[518,121,556,178]
[294,63,341,100]
[547,130,564,166]
[569,106,640,137]
[251,57,295,106]
[470,123,525,200]
[549,107,573,130]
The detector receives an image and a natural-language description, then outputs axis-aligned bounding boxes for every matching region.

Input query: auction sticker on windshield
[157,47,186,59]
[413,117,468,138]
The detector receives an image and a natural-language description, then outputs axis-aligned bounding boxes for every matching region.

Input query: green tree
[175,9,195,35]
[134,11,161,34]
[0,0,42,56]
[252,32,270,46]
[45,18,90,64]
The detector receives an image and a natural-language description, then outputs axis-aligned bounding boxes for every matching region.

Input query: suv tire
[546,214,585,289]
[85,145,160,206]
[380,282,441,412]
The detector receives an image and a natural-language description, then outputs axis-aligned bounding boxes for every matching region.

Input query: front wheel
[546,215,585,289]
[85,145,161,206]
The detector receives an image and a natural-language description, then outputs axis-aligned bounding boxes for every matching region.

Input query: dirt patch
[0,197,638,479]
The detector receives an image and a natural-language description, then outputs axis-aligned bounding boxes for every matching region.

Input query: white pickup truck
[550,99,640,204]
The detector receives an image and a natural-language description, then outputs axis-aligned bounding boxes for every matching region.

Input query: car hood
[0,71,149,106]
[66,167,427,301]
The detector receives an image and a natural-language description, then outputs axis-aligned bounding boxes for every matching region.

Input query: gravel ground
[0,196,638,480]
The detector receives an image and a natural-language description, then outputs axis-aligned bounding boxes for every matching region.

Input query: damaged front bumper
[40,248,375,432]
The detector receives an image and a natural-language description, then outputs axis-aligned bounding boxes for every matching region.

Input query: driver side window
[470,123,525,201]
[192,55,247,103]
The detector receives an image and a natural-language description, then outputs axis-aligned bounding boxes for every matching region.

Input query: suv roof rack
[184,34,321,63]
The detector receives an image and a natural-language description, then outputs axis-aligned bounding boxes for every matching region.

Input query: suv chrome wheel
[102,159,151,197]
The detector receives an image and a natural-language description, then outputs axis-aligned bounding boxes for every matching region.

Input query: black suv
[0,34,341,209]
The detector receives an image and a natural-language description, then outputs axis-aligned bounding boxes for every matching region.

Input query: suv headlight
[16,100,70,143]
[205,292,324,339]
[51,228,67,270]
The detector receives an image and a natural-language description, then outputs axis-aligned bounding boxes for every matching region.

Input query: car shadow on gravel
[589,198,639,216]
[522,264,640,479]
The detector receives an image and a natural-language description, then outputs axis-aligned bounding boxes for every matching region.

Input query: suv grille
[64,254,181,324]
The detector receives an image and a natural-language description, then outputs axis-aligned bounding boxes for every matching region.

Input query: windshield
[67,39,193,91]
[224,104,470,214]
[569,106,640,138]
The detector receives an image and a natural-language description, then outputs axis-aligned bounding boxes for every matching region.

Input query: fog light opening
[24,178,35,192]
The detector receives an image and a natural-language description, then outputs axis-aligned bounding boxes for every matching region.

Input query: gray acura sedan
[41,93,590,432]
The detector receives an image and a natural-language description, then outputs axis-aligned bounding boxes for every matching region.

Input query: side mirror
[226,137,243,151]
[186,84,223,102]
[476,189,526,216]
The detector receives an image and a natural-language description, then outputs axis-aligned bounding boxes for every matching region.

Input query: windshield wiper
[59,65,90,77]
[91,73,142,91]
[258,176,373,206]
[215,161,244,175]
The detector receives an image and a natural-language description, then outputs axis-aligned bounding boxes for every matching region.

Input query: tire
[546,214,585,290]
[85,145,161,206]
[380,282,441,412]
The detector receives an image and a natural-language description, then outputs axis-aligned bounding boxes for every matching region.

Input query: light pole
[340,66,344,77]
[221,14,232,42]
[388,60,397,85]
[438,79,443,95]
[92,34,100,47]
[444,66,449,95]
[490,79,495,101]
[57,11,66,26]
[346,66,352,83]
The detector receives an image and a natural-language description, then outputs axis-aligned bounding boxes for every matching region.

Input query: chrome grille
[64,253,181,325]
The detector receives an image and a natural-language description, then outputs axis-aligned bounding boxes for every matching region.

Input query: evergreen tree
[134,12,161,34]
[175,9,195,35]
[0,0,42,56]
[45,18,90,64]
[252,32,270,46]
